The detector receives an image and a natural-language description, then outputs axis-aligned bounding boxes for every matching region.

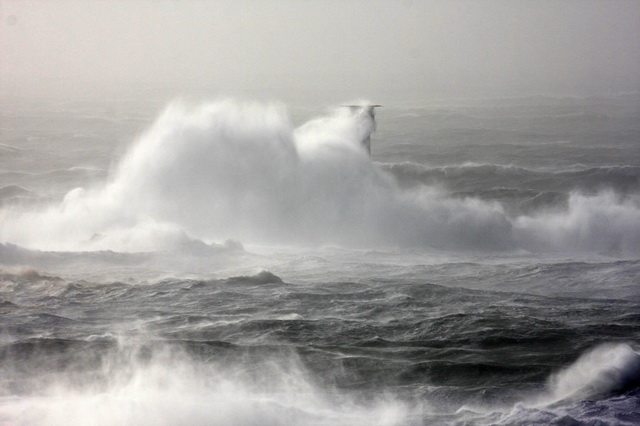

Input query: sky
[2,0,640,102]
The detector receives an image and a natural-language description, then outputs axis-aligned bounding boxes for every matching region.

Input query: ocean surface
[1,92,639,425]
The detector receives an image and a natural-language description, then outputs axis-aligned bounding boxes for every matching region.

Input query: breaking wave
[1,335,638,425]
[0,100,639,254]
[544,343,640,404]
[0,339,413,426]
[489,344,640,425]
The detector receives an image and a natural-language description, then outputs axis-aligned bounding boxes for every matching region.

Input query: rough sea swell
[2,268,640,425]
[1,96,639,425]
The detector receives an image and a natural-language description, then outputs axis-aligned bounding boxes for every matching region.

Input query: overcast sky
[2,0,639,101]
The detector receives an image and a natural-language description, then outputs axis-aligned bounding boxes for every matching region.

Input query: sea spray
[2,93,640,426]
[544,343,640,404]
[0,100,511,251]
[514,191,640,254]
[0,100,638,254]
[0,338,413,426]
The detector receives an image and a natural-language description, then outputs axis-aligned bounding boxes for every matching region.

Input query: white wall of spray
[4,338,637,425]
[514,192,640,255]
[0,340,412,426]
[0,100,639,254]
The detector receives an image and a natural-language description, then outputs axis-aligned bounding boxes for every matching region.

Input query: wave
[491,344,640,425]
[0,100,638,254]
[0,167,107,182]
[0,338,413,426]
[383,162,640,196]
[0,185,39,207]
[544,343,640,404]
[1,335,637,425]
[0,143,22,154]
[514,192,640,254]
[228,270,284,285]
[455,343,640,425]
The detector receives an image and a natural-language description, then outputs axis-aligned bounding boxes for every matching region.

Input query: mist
[2,0,639,103]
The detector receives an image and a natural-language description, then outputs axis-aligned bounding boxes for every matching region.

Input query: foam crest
[478,344,640,425]
[540,343,640,405]
[514,192,640,254]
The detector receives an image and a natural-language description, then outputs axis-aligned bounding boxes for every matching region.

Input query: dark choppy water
[1,93,639,425]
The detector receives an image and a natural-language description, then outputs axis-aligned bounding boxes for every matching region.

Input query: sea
[1,90,639,425]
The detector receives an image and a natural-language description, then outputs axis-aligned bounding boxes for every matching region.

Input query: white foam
[0,100,638,255]
[537,343,640,406]
[0,342,412,426]
[514,192,640,254]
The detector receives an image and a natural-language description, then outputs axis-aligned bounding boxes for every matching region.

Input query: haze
[2,0,639,103]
